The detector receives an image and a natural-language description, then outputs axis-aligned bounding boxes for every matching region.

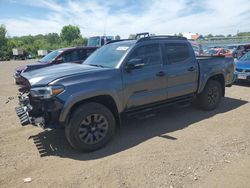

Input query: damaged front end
[15,78,64,129]
[15,93,45,127]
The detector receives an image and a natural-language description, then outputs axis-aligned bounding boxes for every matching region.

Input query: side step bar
[125,95,194,117]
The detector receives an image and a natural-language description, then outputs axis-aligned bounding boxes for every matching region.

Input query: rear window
[165,43,190,63]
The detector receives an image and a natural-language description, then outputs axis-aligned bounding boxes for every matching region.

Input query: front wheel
[65,103,116,152]
[196,80,222,111]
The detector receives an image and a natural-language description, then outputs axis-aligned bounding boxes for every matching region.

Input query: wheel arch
[208,74,225,96]
[199,73,225,96]
[62,95,121,128]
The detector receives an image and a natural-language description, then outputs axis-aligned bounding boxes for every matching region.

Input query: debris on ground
[8,97,14,100]
[23,177,32,183]
[5,96,14,104]
[169,172,175,176]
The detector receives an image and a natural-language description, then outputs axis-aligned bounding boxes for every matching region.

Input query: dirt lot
[0,60,250,188]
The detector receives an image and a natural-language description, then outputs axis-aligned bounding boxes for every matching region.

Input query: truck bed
[196,56,235,92]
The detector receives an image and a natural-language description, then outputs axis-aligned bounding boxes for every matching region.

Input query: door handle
[156,71,165,77]
[188,67,196,71]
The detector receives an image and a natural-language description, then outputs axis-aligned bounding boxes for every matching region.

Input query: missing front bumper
[15,93,64,129]
[15,93,46,127]
[15,106,45,127]
[15,106,30,126]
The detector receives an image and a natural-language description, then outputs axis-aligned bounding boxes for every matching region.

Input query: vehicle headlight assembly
[30,85,64,99]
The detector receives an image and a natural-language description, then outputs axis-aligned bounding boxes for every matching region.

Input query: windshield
[84,42,134,68]
[40,50,61,63]
[239,52,250,61]
[87,37,100,47]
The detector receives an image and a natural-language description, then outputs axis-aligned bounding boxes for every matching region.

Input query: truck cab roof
[107,35,187,46]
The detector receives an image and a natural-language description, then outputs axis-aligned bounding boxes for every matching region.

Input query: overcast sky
[0,0,250,38]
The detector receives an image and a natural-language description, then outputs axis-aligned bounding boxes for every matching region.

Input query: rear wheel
[65,102,116,152]
[196,80,222,110]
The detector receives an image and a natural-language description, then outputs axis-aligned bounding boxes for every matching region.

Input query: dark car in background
[235,51,250,82]
[14,46,98,84]
[233,44,250,59]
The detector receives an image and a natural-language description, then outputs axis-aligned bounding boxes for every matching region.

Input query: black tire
[196,80,222,111]
[65,102,116,152]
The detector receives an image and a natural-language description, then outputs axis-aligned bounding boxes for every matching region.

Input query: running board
[125,95,194,117]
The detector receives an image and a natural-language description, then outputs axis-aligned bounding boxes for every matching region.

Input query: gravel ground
[0,60,250,188]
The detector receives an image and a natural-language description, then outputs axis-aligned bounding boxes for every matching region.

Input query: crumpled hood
[22,63,109,86]
[16,61,48,72]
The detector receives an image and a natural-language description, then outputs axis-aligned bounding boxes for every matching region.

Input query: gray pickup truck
[16,36,235,152]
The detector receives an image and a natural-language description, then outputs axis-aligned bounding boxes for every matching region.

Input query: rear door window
[165,43,190,64]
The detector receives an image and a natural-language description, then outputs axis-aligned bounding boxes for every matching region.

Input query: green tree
[60,25,81,44]
[206,34,214,38]
[20,35,34,45]
[0,25,94,59]
[46,33,60,45]
[115,35,121,40]
[178,33,183,37]
[6,39,17,56]
[128,34,136,39]
[71,36,88,46]
[215,34,225,37]
[0,25,7,46]
[237,32,250,36]
[0,25,8,59]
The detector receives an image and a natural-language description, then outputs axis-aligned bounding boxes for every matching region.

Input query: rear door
[164,42,198,98]
[122,43,167,109]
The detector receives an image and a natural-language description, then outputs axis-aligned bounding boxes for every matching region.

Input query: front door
[122,43,167,110]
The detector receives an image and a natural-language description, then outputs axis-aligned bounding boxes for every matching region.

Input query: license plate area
[238,74,247,79]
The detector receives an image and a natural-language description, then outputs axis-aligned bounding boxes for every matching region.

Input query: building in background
[183,32,204,40]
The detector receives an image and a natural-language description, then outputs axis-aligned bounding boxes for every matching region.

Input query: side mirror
[125,58,144,71]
